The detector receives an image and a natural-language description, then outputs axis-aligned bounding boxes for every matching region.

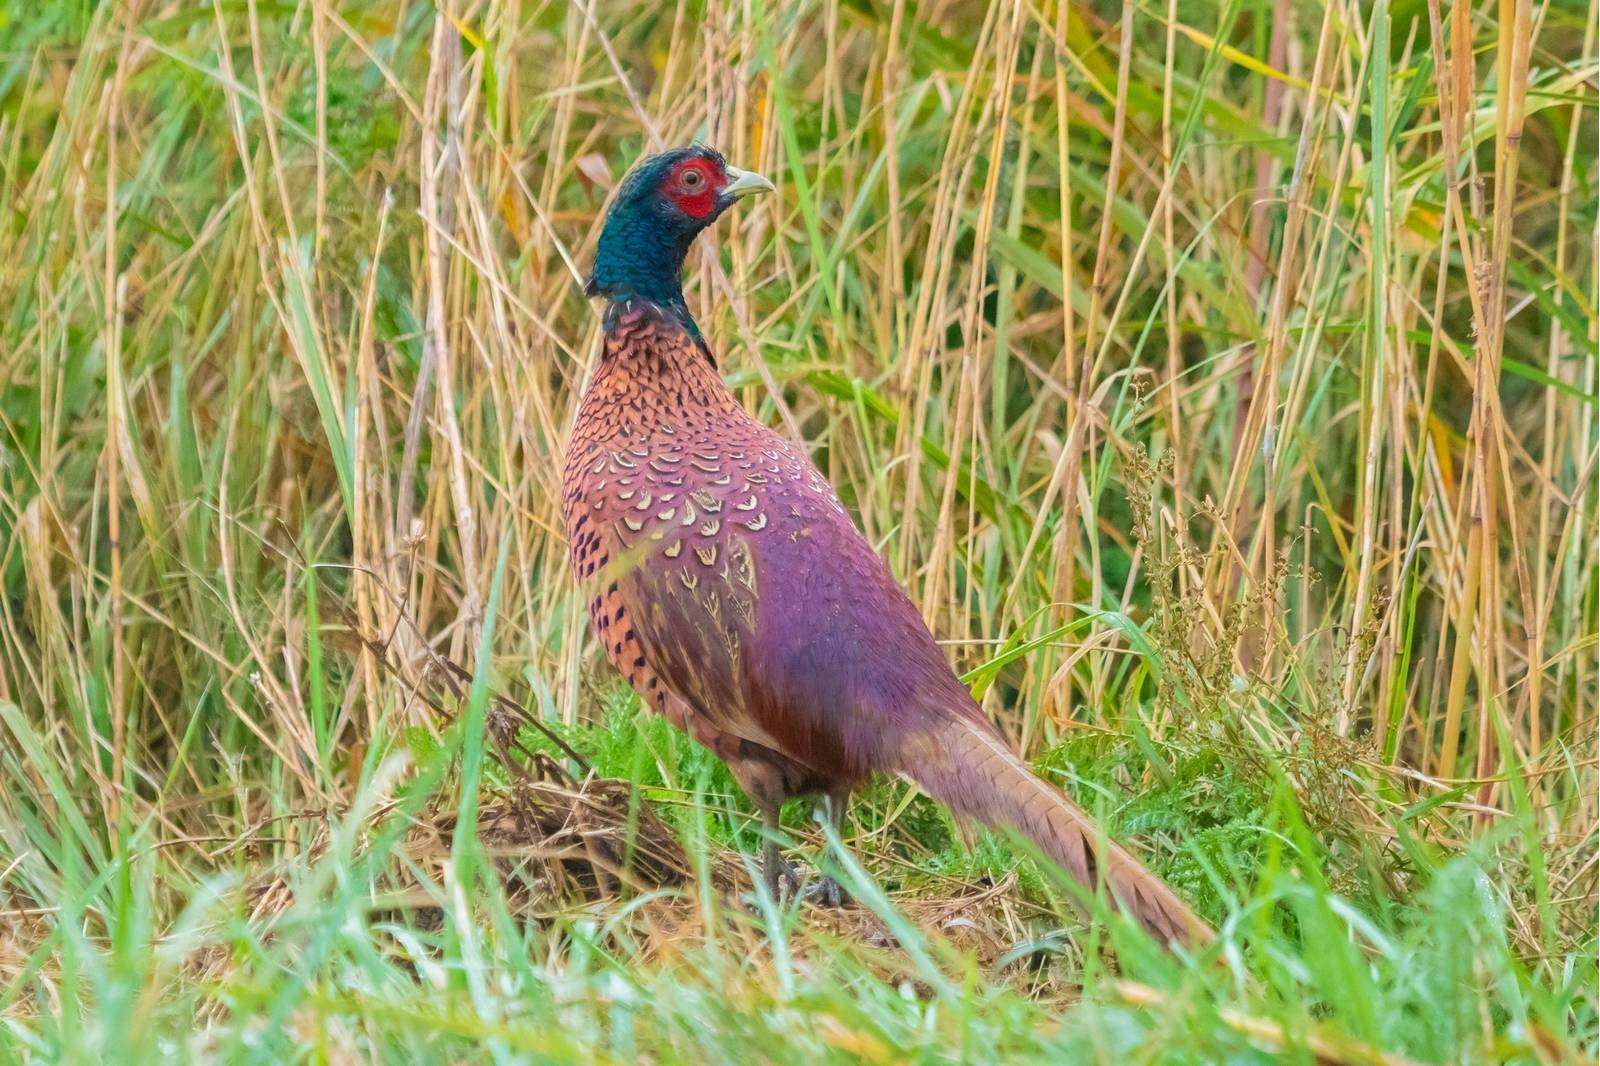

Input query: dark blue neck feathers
[585,212,694,309]
[586,198,707,344]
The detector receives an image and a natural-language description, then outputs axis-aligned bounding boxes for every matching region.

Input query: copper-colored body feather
[563,303,1211,947]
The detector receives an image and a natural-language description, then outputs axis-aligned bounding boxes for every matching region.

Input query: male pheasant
[562,145,1212,948]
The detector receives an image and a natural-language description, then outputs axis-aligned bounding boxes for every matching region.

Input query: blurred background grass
[0,0,1595,1060]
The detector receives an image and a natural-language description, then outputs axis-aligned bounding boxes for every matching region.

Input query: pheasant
[562,144,1212,948]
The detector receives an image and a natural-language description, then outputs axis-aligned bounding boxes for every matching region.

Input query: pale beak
[722,165,776,199]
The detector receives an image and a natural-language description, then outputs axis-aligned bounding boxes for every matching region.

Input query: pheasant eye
[681,168,704,190]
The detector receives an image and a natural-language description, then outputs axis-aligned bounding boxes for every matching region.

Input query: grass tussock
[0,0,1596,1061]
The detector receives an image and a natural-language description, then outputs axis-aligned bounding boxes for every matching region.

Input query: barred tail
[902,714,1212,949]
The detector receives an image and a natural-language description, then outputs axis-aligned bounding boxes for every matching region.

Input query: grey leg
[727,756,798,901]
[806,789,851,908]
[759,802,798,899]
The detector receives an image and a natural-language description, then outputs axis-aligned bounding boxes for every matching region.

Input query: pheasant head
[585,145,773,308]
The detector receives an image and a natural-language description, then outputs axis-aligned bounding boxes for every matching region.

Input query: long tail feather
[901,714,1213,949]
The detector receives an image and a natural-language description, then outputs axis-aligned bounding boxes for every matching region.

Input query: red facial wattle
[667,159,723,219]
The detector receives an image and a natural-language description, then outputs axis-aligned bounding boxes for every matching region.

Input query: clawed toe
[758,851,849,908]
[803,874,850,909]
[761,844,801,900]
